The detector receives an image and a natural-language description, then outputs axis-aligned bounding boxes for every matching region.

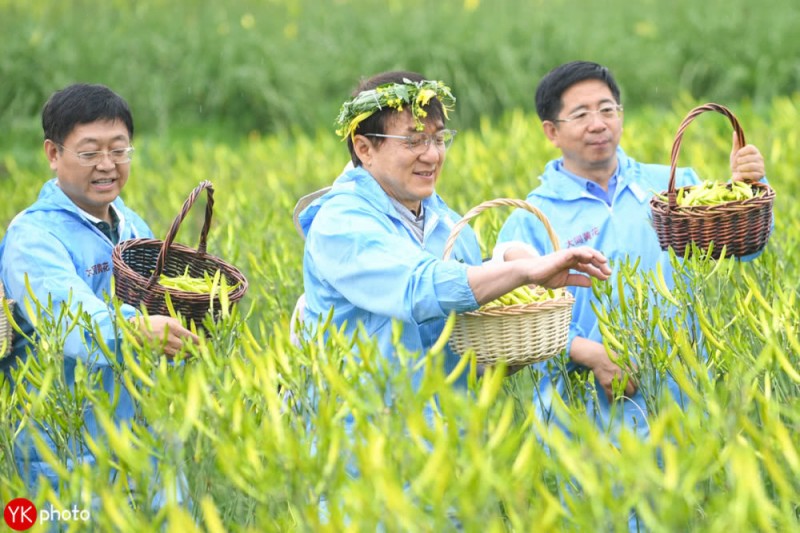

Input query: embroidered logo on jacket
[85,262,110,277]
[566,227,600,248]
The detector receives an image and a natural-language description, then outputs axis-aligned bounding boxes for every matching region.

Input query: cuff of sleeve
[565,325,584,358]
[120,303,139,322]
[431,261,478,314]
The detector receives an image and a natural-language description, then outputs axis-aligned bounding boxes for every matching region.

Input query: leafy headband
[334,78,456,141]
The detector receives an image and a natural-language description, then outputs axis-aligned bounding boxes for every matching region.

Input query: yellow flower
[341,110,374,141]
[415,88,436,106]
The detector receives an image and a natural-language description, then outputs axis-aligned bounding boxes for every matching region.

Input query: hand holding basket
[112,181,248,330]
[442,198,574,366]
[650,103,775,259]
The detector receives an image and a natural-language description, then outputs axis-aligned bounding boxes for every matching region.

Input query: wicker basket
[442,198,575,366]
[650,103,775,259]
[111,181,248,330]
[0,281,14,358]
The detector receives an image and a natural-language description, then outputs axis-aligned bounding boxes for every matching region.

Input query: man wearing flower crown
[296,70,612,400]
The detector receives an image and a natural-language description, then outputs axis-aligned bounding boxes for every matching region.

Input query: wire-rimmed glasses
[364,129,457,154]
[553,105,623,126]
[58,145,135,166]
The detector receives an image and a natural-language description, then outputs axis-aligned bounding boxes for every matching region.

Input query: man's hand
[129,315,201,358]
[570,337,637,402]
[521,246,612,289]
[730,131,766,183]
[469,245,611,305]
[590,352,638,403]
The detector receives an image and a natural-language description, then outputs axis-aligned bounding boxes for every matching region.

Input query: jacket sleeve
[305,198,477,325]
[2,224,128,366]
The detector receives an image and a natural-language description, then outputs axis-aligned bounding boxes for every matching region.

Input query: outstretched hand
[522,246,611,289]
[730,131,766,183]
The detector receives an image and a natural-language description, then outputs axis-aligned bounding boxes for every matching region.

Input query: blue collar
[555,160,620,206]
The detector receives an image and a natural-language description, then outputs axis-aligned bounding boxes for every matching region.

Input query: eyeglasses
[553,105,623,126]
[364,129,457,154]
[58,144,135,166]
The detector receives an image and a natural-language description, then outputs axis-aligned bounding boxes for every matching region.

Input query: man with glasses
[296,69,611,391]
[0,83,199,498]
[294,71,612,524]
[496,61,766,441]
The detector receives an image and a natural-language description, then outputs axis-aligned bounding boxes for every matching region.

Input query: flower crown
[334,78,456,141]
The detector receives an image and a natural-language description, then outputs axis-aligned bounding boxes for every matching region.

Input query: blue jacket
[497,148,703,438]
[0,178,152,489]
[299,166,483,392]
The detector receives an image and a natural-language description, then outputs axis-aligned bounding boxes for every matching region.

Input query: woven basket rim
[113,238,249,299]
[461,291,575,317]
[651,180,775,212]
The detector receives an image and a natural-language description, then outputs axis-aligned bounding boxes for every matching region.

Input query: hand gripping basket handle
[667,103,746,208]
[146,180,215,288]
[442,198,561,261]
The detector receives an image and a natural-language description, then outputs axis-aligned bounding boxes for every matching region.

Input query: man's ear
[353,135,373,167]
[542,121,559,144]
[44,139,59,171]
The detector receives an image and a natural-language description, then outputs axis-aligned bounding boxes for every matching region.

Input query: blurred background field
[2,0,800,530]
[2,0,800,148]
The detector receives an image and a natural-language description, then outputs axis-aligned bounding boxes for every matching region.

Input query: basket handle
[442,198,561,261]
[146,180,215,287]
[667,103,746,208]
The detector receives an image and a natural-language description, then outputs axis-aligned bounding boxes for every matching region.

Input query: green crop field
[1,0,800,531]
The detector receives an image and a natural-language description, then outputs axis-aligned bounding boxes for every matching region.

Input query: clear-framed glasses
[553,104,623,126]
[58,144,134,166]
[364,129,457,154]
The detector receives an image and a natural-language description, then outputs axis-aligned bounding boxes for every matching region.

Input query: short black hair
[42,83,134,145]
[346,70,446,167]
[535,61,621,122]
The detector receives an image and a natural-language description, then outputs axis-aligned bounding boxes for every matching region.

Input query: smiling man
[298,71,611,396]
[0,83,199,494]
[496,61,767,442]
